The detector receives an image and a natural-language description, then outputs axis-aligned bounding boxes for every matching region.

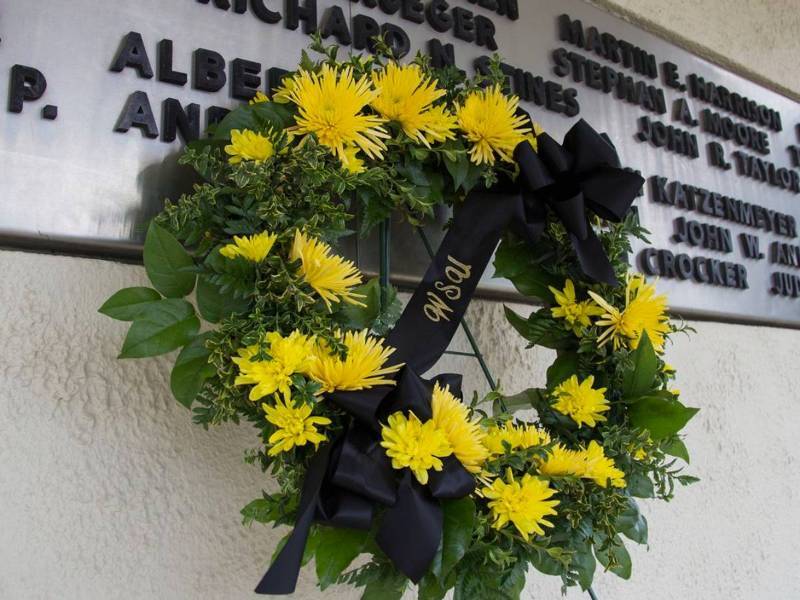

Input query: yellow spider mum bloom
[272,76,296,104]
[481,469,559,541]
[380,411,453,485]
[341,146,366,174]
[588,274,670,352]
[455,85,531,165]
[287,64,389,168]
[233,331,317,401]
[431,382,488,473]
[583,441,626,488]
[219,231,278,262]
[538,444,587,478]
[290,230,365,310]
[263,393,331,456]
[225,129,275,164]
[552,375,610,428]
[264,330,317,375]
[662,362,676,375]
[249,91,270,104]
[548,279,605,336]
[483,422,550,456]
[309,329,402,393]
[370,63,457,147]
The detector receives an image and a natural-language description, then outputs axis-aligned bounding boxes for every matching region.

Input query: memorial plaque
[2,1,799,326]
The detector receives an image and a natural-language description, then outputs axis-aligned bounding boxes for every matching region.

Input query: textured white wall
[3,2,800,599]
[1,249,799,600]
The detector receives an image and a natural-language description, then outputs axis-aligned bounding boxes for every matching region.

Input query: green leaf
[439,497,475,580]
[628,395,699,441]
[212,102,291,140]
[529,547,564,576]
[98,287,161,321]
[143,222,196,298]
[546,352,578,389]
[497,560,527,599]
[663,437,690,463]
[622,333,658,398]
[494,237,559,302]
[616,499,649,544]
[314,527,368,590]
[336,278,401,336]
[361,566,407,600]
[595,535,632,580]
[571,544,597,591]
[337,278,382,330]
[626,471,655,499]
[499,388,545,414]
[444,152,469,191]
[418,574,448,600]
[503,306,573,351]
[504,305,530,339]
[241,497,280,526]
[118,299,200,358]
[170,332,214,408]
[196,276,251,323]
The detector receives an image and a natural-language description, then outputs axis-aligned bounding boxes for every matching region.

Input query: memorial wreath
[100,40,698,598]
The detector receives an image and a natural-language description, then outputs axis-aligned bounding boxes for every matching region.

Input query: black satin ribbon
[513,119,644,285]
[254,119,642,594]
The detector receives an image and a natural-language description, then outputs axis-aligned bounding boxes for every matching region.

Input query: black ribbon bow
[255,370,474,594]
[513,119,644,285]
[254,119,643,595]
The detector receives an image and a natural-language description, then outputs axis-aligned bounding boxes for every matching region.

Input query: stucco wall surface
[1,249,799,600]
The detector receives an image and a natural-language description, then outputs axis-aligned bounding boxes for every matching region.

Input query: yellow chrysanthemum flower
[552,375,609,428]
[431,382,488,474]
[290,230,365,310]
[583,441,626,488]
[380,411,453,485]
[263,393,331,456]
[483,422,551,456]
[233,331,317,401]
[287,64,389,167]
[341,146,366,174]
[224,129,275,164]
[371,63,457,147]
[538,443,587,478]
[309,329,402,393]
[548,279,605,336]
[249,91,270,105]
[481,469,559,541]
[662,362,676,375]
[588,274,670,352]
[272,76,296,104]
[265,330,317,375]
[219,231,278,262]
[455,85,531,165]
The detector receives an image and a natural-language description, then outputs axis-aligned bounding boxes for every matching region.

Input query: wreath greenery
[100,39,698,599]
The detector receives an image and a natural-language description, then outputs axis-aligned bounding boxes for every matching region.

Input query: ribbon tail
[570,227,618,286]
[376,473,442,583]
[386,190,517,375]
[254,444,331,595]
